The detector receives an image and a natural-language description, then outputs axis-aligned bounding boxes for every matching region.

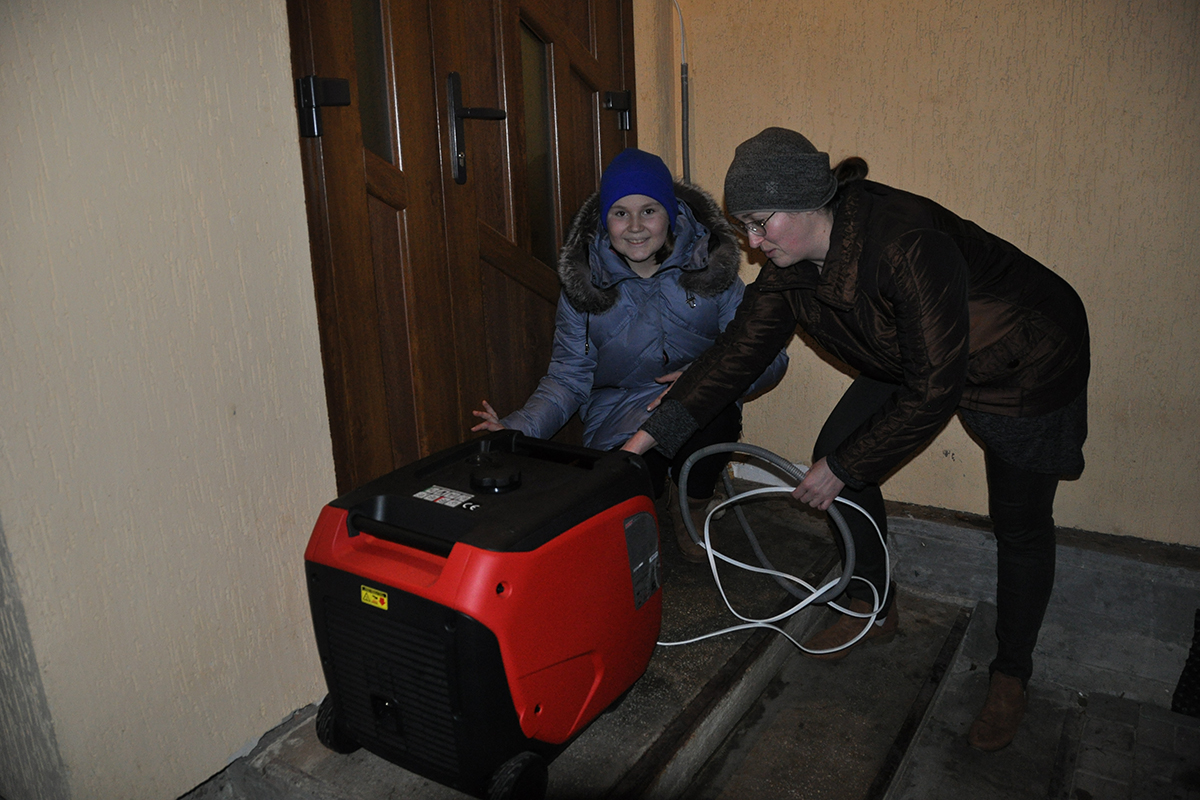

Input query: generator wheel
[486,751,548,800]
[314,694,360,754]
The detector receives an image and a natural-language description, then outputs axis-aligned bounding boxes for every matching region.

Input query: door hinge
[604,90,632,131]
[297,76,351,138]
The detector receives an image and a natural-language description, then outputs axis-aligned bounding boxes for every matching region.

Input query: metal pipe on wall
[673,1,690,183]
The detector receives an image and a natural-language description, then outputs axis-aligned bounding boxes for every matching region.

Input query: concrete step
[679,589,971,800]
[885,601,1200,800]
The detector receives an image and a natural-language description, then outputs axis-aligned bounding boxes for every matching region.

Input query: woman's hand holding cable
[792,457,844,511]
[470,400,507,433]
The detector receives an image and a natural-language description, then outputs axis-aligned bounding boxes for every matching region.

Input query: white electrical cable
[656,476,891,657]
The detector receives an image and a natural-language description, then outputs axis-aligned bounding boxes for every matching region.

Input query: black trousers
[812,377,896,614]
[643,403,743,501]
[815,375,1059,683]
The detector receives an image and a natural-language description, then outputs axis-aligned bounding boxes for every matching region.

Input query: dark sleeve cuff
[825,451,867,492]
[641,399,700,459]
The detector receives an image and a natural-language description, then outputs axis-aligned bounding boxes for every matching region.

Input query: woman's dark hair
[827,156,869,209]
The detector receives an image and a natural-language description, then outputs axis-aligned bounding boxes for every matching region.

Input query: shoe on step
[666,483,708,563]
[688,495,726,538]
[968,671,1026,751]
[802,597,897,660]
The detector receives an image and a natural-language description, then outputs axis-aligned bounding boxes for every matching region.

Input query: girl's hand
[792,457,845,511]
[471,400,506,432]
[648,370,684,410]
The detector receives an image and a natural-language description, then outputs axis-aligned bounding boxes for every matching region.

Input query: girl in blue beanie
[472,148,788,561]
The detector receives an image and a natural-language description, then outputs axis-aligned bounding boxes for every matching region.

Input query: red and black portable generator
[304,431,663,799]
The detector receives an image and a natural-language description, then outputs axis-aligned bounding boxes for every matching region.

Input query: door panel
[351,0,394,163]
[557,65,604,217]
[478,266,559,422]
[385,0,463,462]
[288,0,635,493]
[436,0,633,450]
[455,0,511,237]
[365,194,420,469]
[288,0,395,493]
[517,21,557,266]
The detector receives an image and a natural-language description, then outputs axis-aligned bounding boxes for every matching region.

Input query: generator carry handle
[502,433,602,470]
[346,511,454,558]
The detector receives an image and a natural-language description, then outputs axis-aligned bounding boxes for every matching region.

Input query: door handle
[447,72,507,184]
[296,76,351,138]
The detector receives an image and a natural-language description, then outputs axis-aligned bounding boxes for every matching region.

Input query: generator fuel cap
[468,454,522,493]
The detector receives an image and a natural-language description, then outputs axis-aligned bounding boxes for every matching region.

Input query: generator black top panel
[328,431,653,555]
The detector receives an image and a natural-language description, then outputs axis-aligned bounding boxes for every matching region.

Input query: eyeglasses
[734,211,777,238]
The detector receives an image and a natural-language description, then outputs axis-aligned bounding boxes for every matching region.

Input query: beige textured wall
[0,1,334,798]
[635,0,1200,545]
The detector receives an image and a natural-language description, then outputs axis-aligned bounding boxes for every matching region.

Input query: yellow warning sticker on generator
[361,585,388,610]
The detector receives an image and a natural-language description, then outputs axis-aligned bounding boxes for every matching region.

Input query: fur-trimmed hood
[558,180,742,314]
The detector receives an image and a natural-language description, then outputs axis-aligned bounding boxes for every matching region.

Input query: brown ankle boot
[968,671,1026,751]
[802,597,897,660]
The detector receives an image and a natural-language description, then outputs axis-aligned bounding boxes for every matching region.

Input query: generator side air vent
[624,511,661,609]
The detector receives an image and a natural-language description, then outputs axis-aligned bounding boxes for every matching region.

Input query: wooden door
[287,0,636,494]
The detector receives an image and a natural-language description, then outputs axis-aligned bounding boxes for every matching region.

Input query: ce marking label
[412,485,482,511]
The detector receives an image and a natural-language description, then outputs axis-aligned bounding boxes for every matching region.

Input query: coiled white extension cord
[656,445,891,657]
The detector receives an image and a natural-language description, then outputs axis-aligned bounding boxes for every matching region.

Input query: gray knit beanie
[723,127,837,215]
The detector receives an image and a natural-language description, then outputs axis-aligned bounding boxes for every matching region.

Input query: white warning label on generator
[413,485,475,508]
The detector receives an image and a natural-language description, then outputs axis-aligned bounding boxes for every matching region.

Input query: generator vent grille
[321,595,460,776]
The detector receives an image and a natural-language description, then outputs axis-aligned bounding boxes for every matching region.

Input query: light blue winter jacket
[500,181,789,451]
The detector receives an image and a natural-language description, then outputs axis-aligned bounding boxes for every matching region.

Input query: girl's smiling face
[606,194,670,266]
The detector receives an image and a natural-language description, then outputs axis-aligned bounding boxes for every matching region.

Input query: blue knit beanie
[599,148,678,232]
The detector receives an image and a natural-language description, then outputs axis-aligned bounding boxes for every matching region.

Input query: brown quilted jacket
[645,180,1090,487]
